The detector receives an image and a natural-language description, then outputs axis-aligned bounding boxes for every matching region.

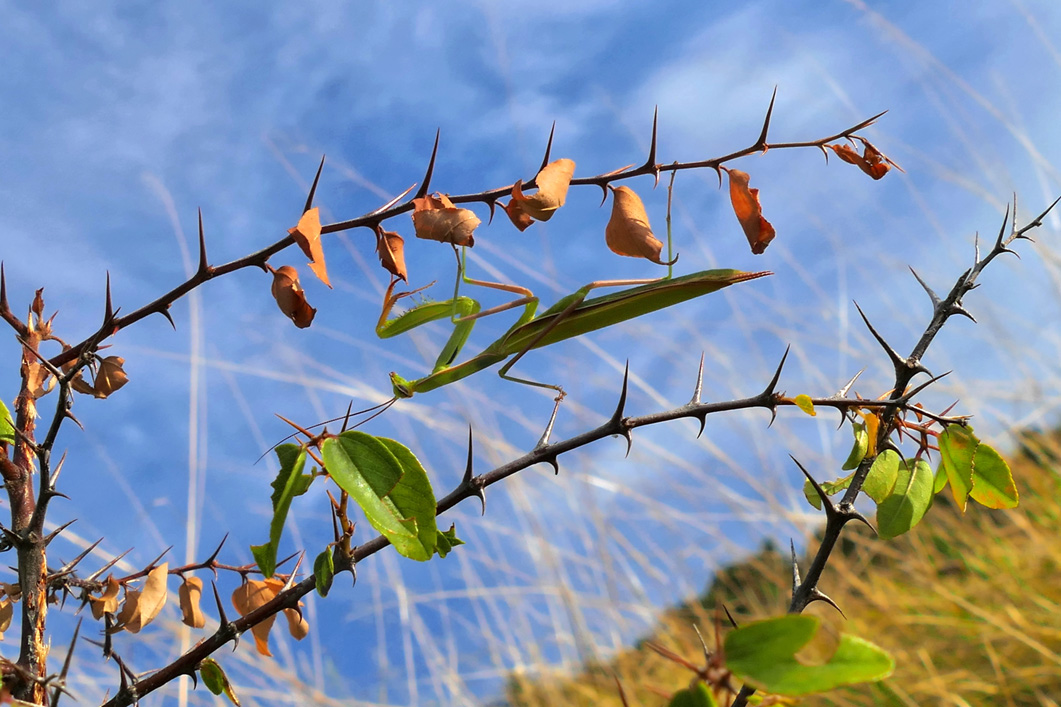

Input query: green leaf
[434,524,465,558]
[803,474,853,510]
[0,400,13,445]
[842,422,869,471]
[862,450,899,503]
[969,441,1018,509]
[876,459,933,539]
[314,549,334,597]
[725,615,893,696]
[251,444,314,578]
[938,425,977,511]
[199,658,240,705]
[794,394,816,417]
[933,464,948,494]
[322,431,438,561]
[667,681,718,707]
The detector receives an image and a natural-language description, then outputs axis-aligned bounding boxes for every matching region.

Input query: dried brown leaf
[411,194,479,246]
[724,168,776,255]
[89,576,121,620]
[179,575,206,629]
[0,598,11,640]
[0,583,21,601]
[288,207,331,288]
[113,563,169,633]
[827,139,901,180]
[283,607,309,640]
[604,186,666,264]
[509,158,575,222]
[231,578,284,656]
[93,356,129,399]
[270,265,316,329]
[501,200,535,232]
[375,227,408,282]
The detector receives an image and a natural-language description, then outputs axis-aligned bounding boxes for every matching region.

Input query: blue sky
[3,2,1061,705]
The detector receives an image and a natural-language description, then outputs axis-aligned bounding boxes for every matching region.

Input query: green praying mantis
[376,248,770,400]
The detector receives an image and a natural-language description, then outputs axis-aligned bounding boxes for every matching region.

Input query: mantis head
[389,372,415,399]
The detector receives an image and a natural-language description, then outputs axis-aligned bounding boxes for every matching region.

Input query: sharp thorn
[807,587,846,618]
[538,121,556,173]
[145,545,173,571]
[54,538,103,577]
[760,345,790,408]
[372,182,418,216]
[414,129,441,200]
[608,362,633,456]
[833,369,864,399]
[84,548,132,582]
[974,233,981,264]
[45,519,77,547]
[790,539,801,595]
[104,272,114,323]
[694,414,707,440]
[64,408,84,430]
[908,267,940,308]
[598,182,611,207]
[756,86,778,150]
[689,352,705,405]
[156,305,176,330]
[51,617,83,707]
[304,154,326,213]
[853,302,906,370]
[791,455,837,517]
[993,202,1011,250]
[462,426,485,515]
[486,198,498,225]
[722,604,739,628]
[0,262,6,311]
[204,533,229,569]
[640,106,659,182]
[839,503,877,534]
[903,370,951,401]
[197,209,209,275]
[211,580,230,626]
[692,623,711,664]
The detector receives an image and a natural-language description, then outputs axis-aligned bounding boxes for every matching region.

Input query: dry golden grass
[504,431,1061,707]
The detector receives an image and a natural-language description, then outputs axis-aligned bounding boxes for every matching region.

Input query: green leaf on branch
[725,615,893,696]
[938,425,1018,511]
[667,681,719,707]
[938,425,977,511]
[862,450,900,503]
[803,474,853,510]
[314,549,334,597]
[199,658,240,705]
[933,465,948,494]
[0,400,13,446]
[321,431,438,561]
[434,524,464,558]
[251,444,314,578]
[842,422,869,471]
[876,459,933,539]
[793,394,816,417]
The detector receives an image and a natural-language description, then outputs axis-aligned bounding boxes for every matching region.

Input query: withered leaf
[231,578,284,656]
[113,563,169,633]
[508,158,575,223]
[178,575,206,629]
[270,265,316,329]
[288,208,331,288]
[89,576,121,620]
[604,186,666,264]
[0,583,21,601]
[375,226,408,282]
[724,168,776,255]
[411,194,480,246]
[501,199,535,232]
[828,139,901,180]
[93,356,129,399]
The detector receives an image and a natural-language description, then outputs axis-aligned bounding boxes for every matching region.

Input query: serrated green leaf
[876,459,933,539]
[938,425,977,512]
[794,394,816,417]
[862,450,900,503]
[969,442,1018,509]
[314,549,334,597]
[322,431,437,561]
[802,474,853,510]
[251,444,314,578]
[842,422,869,470]
[0,400,13,446]
[434,524,465,558]
[199,658,240,705]
[668,681,718,707]
[725,615,893,696]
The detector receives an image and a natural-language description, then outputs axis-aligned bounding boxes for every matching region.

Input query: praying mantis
[376,249,769,400]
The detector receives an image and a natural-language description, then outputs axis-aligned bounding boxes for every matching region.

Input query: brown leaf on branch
[0,598,12,640]
[284,606,310,640]
[507,158,576,225]
[375,226,408,282]
[411,194,479,246]
[501,200,535,232]
[231,578,308,655]
[60,347,97,396]
[723,167,776,255]
[93,356,129,398]
[270,265,316,329]
[288,208,331,288]
[113,563,169,633]
[89,576,121,620]
[178,575,206,629]
[828,138,902,180]
[604,186,666,264]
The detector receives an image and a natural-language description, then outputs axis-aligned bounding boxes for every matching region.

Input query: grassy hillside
[504,431,1061,706]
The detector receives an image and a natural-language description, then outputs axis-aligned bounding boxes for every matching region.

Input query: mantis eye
[389,372,414,399]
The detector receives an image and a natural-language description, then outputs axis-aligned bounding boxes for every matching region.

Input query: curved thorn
[791,455,837,517]
[304,155,326,213]
[204,533,229,566]
[852,302,905,369]
[908,267,939,308]
[609,363,633,456]
[839,504,876,534]
[790,539,801,595]
[197,209,209,275]
[463,426,485,514]
[807,587,846,618]
[486,199,498,225]
[694,414,707,439]
[690,352,705,405]
[818,143,830,162]
[722,604,739,628]
[713,163,723,188]
[598,182,612,207]
[414,129,441,200]
[210,580,229,626]
[104,272,114,323]
[154,305,176,330]
[756,86,777,150]
[538,121,556,173]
